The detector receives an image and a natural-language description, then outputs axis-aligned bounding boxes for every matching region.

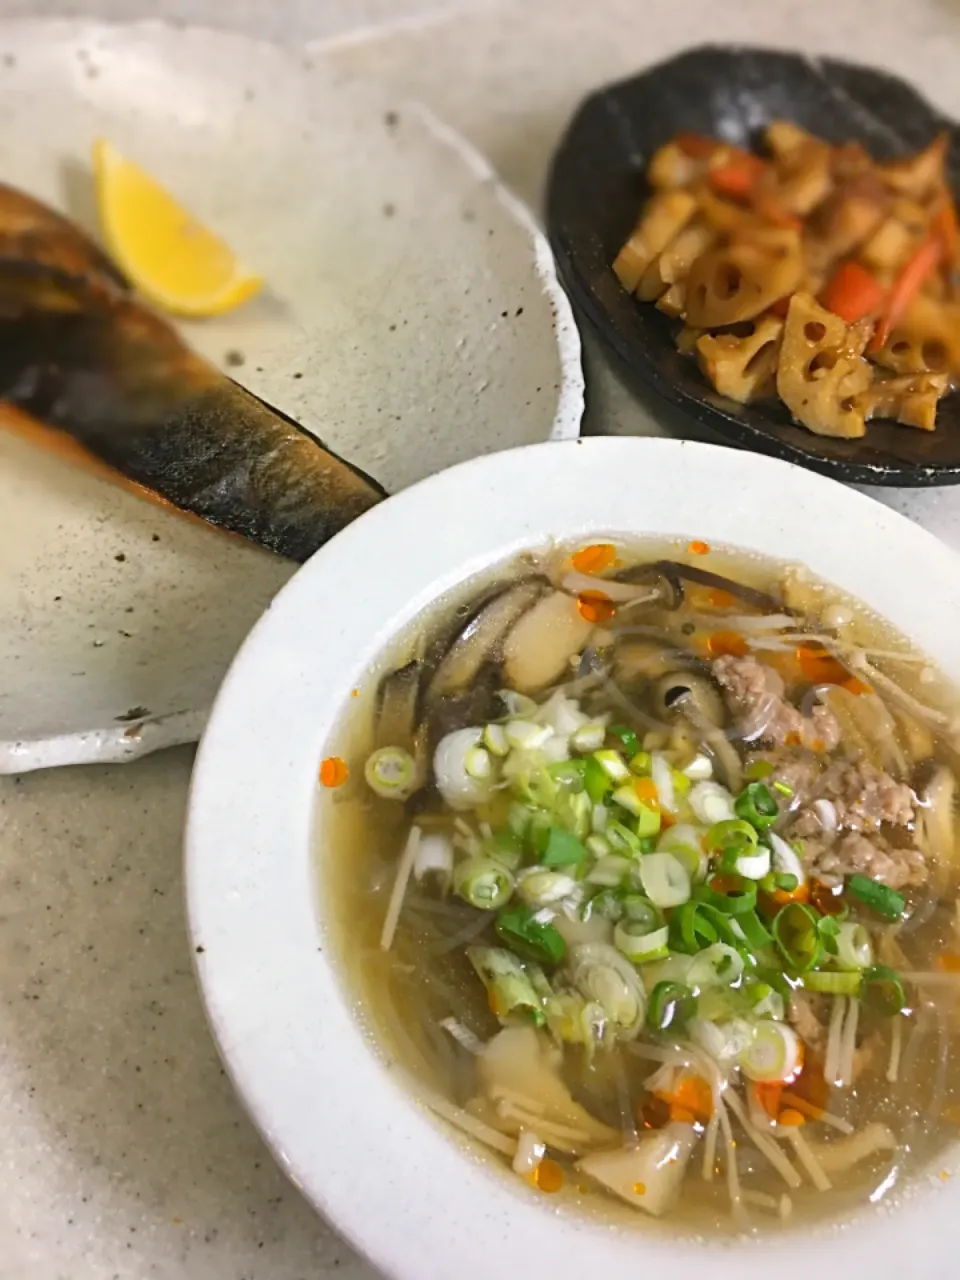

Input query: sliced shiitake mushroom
[653,561,787,614]
[651,671,725,726]
[613,563,685,610]
[375,659,422,749]
[424,577,548,704]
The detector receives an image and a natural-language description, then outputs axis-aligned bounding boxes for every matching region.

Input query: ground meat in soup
[802,830,928,888]
[819,759,915,830]
[713,654,841,750]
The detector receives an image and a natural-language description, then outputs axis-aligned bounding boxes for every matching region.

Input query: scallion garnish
[495,903,566,966]
[696,875,758,916]
[608,724,640,757]
[734,781,779,831]
[803,969,862,995]
[583,755,613,804]
[453,857,515,910]
[772,781,794,797]
[772,901,823,973]
[364,745,418,799]
[846,874,906,921]
[647,981,697,1033]
[542,826,588,868]
[861,964,906,1016]
[737,908,773,951]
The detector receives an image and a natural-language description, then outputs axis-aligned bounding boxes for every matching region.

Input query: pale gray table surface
[3,1,960,1277]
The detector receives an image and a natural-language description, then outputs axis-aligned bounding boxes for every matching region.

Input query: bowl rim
[185,436,960,1279]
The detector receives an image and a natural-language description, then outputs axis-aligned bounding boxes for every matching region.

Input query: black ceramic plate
[546,45,960,486]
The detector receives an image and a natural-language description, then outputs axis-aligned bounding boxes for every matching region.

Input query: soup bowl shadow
[185,436,960,1280]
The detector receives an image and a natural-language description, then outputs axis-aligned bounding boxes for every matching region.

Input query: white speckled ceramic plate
[187,437,960,1280]
[0,18,582,773]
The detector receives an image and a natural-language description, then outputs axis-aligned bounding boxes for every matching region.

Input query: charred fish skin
[0,182,128,291]
[0,255,385,563]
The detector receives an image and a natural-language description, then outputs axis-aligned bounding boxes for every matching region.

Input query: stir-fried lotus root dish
[321,540,960,1234]
[613,123,960,439]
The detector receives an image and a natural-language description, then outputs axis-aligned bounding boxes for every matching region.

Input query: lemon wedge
[92,139,263,317]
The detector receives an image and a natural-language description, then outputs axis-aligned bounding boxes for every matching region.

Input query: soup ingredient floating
[0,182,383,561]
[614,124,960,439]
[93,139,263,317]
[330,539,960,1230]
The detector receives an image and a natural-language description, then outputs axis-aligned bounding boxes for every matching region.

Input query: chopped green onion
[516,868,578,908]
[505,720,552,750]
[744,759,773,781]
[586,833,611,859]
[671,769,692,797]
[846,874,906,921]
[774,872,799,892]
[639,852,691,909]
[745,981,784,1019]
[606,819,642,855]
[482,723,509,757]
[583,755,613,804]
[464,745,493,780]
[497,690,538,718]
[542,827,588,868]
[647,981,697,1032]
[737,909,773,951]
[772,902,823,974]
[548,759,587,789]
[621,894,662,930]
[835,921,874,971]
[453,857,515,909]
[772,781,793,797]
[495,904,567,965]
[657,824,705,880]
[669,901,718,953]
[364,745,417,799]
[525,811,552,857]
[608,724,640,757]
[696,876,758,916]
[688,942,745,988]
[861,964,906,1016]
[735,847,772,881]
[570,722,606,754]
[585,888,624,921]
[816,914,840,956]
[610,786,660,837]
[803,970,862,995]
[593,749,631,783]
[467,946,546,1025]
[738,1020,802,1083]
[614,919,669,963]
[706,819,759,856]
[628,750,652,775]
[507,802,533,838]
[586,854,634,887]
[557,789,591,840]
[734,782,779,830]
[485,828,523,871]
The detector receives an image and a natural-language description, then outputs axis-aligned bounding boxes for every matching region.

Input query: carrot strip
[779,1092,826,1123]
[796,643,849,685]
[769,295,792,318]
[754,1081,783,1120]
[869,234,942,352]
[819,261,886,324]
[708,157,764,202]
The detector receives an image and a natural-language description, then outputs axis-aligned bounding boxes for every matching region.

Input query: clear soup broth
[319,538,960,1236]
